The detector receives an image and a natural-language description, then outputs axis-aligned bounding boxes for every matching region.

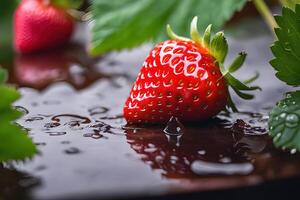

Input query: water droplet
[273,133,282,142]
[92,134,103,139]
[232,119,267,135]
[191,160,253,175]
[35,142,46,146]
[51,114,91,125]
[165,134,182,147]
[144,147,157,153]
[170,156,178,164]
[285,114,299,128]
[163,116,184,135]
[46,131,67,136]
[197,150,206,155]
[280,113,287,118]
[83,132,104,139]
[290,148,297,154]
[64,147,81,154]
[35,165,47,171]
[261,115,269,120]
[90,122,112,133]
[88,106,109,116]
[284,42,291,51]
[25,116,44,122]
[219,157,232,163]
[31,102,38,107]
[15,106,29,114]
[44,122,60,128]
[43,100,60,105]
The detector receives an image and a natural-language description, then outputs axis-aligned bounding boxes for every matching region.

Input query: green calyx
[47,0,83,9]
[167,16,261,112]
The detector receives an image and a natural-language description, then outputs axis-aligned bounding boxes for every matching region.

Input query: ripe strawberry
[14,0,74,54]
[124,17,259,124]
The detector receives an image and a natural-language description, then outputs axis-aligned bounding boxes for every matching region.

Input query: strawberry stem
[252,0,277,37]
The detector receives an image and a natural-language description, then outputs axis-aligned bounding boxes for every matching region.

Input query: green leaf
[0,68,37,162]
[190,16,202,45]
[51,0,83,9]
[225,73,261,91]
[203,24,212,49]
[280,0,300,10]
[228,52,247,73]
[0,85,21,111]
[166,24,190,42]
[0,123,37,162]
[269,91,300,152]
[90,0,247,55]
[1,107,23,122]
[243,72,259,85]
[232,88,255,100]
[210,32,228,64]
[0,0,18,63]
[0,67,8,84]
[0,0,18,47]
[270,5,300,86]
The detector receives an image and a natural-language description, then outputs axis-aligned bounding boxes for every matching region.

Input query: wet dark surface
[1,21,300,200]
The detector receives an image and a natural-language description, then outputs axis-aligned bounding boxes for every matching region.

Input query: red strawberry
[14,0,74,54]
[124,17,259,124]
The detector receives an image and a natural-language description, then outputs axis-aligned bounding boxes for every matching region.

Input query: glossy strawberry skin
[124,40,229,124]
[14,0,74,54]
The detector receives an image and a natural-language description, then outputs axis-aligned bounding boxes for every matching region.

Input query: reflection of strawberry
[14,0,74,53]
[125,126,248,179]
[14,44,100,89]
[14,49,70,88]
[124,17,259,124]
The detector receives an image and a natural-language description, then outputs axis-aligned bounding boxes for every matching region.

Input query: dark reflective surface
[1,22,299,200]
[0,164,40,200]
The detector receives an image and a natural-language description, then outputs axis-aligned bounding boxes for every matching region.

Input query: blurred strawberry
[14,0,75,54]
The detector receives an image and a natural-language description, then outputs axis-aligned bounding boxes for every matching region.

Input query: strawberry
[124,17,260,124]
[14,0,74,54]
